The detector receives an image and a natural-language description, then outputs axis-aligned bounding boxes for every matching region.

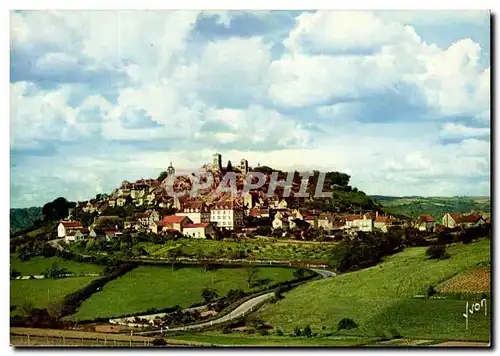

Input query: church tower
[212,153,222,172]
[167,161,175,176]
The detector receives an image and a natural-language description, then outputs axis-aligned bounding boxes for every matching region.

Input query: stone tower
[212,153,222,172]
[167,161,175,176]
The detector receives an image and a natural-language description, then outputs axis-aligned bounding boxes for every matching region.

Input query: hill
[258,238,490,341]
[372,196,490,221]
[10,207,43,235]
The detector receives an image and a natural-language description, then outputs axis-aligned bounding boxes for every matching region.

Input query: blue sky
[10,10,491,208]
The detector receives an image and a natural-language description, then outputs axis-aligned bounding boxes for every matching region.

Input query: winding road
[135,267,336,336]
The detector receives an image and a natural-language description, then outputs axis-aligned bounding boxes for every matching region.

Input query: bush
[10,269,20,279]
[259,329,270,336]
[292,327,302,337]
[275,328,284,336]
[427,285,437,297]
[390,327,403,339]
[303,325,312,338]
[425,244,449,260]
[152,338,167,346]
[337,318,358,331]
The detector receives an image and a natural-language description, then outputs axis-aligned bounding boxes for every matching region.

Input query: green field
[168,332,375,346]
[259,238,491,341]
[140,238,337,262]
[74,265,299,321]
[10,255,104,276]
[10,277,99,314]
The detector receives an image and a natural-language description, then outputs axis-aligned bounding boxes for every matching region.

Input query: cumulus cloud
[9,10,491,207]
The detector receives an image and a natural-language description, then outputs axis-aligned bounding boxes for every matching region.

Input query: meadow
[10,255,104,276]
[139,238,337,262]
[74,265,299,321]
[258,238,491,341]
[10,277,99,314]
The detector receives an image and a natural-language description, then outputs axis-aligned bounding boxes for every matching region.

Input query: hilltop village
[53,153,490,244]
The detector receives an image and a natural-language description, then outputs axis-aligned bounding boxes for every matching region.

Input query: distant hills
[372,196,491,221]
[10,207,43,235]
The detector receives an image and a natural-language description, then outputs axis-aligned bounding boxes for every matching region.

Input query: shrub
[303,325,312,338]
[222,327,232,334]
[10,269,20,279]
[152,338,167,346]
[292,327,302,337]
[259,329,270,336]
[425,244,449,260]
[337,318,358,331]
[275,328,284,336]
[390,327,403,339]
[427,285,437,297]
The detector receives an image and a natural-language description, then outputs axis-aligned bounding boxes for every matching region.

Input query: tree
[47,301,65,319]
[42,197,71,222]
[244,267,259,289]
[425,244,449,260]
[158,171,169,182]
[18,299,34,316]
[337,318,358,331]
[201,288,219,304]
[43,262,69,279]
[293,268,307,279]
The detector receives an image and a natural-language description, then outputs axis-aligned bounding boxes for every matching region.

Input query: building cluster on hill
[55,153,491,244]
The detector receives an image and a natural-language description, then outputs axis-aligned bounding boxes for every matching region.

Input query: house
[107,198,116,208]
[57,221,83,238]
[210,202,245,230]
[65,229,87,244]
[459,213,485,228]
[176,202,210,224]
[183,222,215,239]
[345,213,373,232]
[416,214,435,232]
[155,215,192,234]
[374,213,393,232]
[442,213,463,228]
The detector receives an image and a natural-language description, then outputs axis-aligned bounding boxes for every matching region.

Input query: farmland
[74,265,300,321]
[258,238,491,341]
[437,268,491,294]
[10,255,104,276]
[11,277,99,314]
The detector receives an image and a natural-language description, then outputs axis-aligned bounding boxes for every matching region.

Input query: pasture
[10,255,104,276]
[10,277,99,314]
[74,265,299,321]
[259,238,491,341]
[139,238,336,262]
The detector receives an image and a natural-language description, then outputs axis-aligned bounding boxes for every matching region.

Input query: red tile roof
[448,213,462,223]
[60,221,82,228]
[460,213,483,223]
[419,214,435,223]
[375,216,391,223]
[184,223,211,228]
[162,215,189,224]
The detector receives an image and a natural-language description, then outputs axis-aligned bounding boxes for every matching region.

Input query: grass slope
[140,238,337,262]
[11,277,99,313]
[74,265,297,321]
[259,239,490,341]
[10,256,104,276]
[168,332,374,346]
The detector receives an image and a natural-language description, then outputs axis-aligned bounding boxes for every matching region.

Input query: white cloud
[439,123,490,139]
[9,10,491,206]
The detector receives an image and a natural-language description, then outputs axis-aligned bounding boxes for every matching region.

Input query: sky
[10,10,491,208]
